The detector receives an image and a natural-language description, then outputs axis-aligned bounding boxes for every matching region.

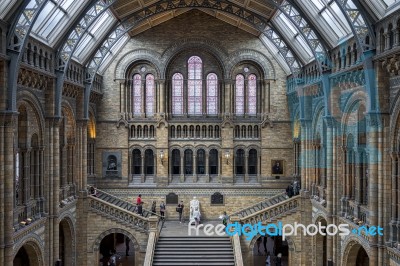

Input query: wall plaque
[211,192,224,205]
[166,192,178,205]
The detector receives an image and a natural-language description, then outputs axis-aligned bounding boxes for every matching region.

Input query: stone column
[180,153,184,182]
[141,155,145,183]
[397,153,400,243]
[384,33,391,51]
[206,153,210,183]
[244,154,248,183]
[264,80,270,114]
[159,79,167,117]
[1,113,17,266]
[52,119,61,265]
[367,114,380,265]
[224,80,232,114]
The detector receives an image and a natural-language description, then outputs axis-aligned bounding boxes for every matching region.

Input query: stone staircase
[230,192,288,218]
[152,236,235,265]
[94,188,154,217]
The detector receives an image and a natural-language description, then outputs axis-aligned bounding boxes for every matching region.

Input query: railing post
[229,216,244,266]
[144,216,159,266]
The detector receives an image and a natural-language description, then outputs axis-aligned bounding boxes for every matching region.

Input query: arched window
[172,149,180,175]
[132,74,142,115]
[236,149,245,175]
[145,74,155,116]
[145,149,154,175]
[197,149,205,174]
[209,149,218,175]
[132,149,141,175]
[248,149,257,175]
[184,149,193,175]
[235,74,245,115]
[172,73,184,115]
[207,73,218,115]
[188,56,203,115]
[248,74,257,115]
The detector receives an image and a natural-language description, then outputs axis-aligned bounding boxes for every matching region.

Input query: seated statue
[189,196,201,225]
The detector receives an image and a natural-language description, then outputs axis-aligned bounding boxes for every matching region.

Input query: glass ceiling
[31,0,86,46]
[3,0,390,75]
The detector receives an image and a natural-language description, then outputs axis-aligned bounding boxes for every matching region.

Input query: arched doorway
[252,235,289,266]
[345,241,369,266]
[315,218,327,265]
[98,233,137,266]
[59,218,74,266]
[13,242,43,266]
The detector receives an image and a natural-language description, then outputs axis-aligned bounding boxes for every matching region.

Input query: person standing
[151,200,156,215]
[177,201,184,223]
[136,194,143,215]
[125,236,130,257]
[160,201,166,220]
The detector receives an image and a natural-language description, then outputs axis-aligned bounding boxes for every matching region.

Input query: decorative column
[141,154,145,183]
[224,79,232,114]
[1,113,17,266]
[180,153,184,183]
[341,146,347,216]
[384,33,391,51]
[244,154,248,183]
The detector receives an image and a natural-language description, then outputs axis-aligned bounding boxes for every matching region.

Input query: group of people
[135,194,167,220]
[285,179,300,198]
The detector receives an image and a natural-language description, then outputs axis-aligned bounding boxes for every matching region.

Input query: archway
[98,233,135,266]
[252,235,289,266]
[344,241,370,266]
[59,218,74,266]
[93,229,141,266]
[13,242,43,266]
[315,218,327,266]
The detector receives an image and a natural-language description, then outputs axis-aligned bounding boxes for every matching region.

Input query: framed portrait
[271,160,284,176]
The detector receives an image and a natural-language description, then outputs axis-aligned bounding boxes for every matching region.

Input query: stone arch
[390,93,400,149]
[13,235,44,266]
[341,237,371,266]
[313,215,328,266]
[340,92,367,136]
[114,49,162,79]
[92,228,141,253]
[162,37,228,79]
[226,49,276,79]
[17,90,45,139]
[59,214,76,266]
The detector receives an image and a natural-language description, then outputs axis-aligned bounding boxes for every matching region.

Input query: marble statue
[189,196,201,225]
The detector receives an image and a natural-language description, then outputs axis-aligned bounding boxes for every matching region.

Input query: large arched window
[132,74,142,115]
[209,149,218,175]
[172,73,184,115]
[172,149,180,175]
[248,74,257,115]
[188,56,202,115]
[171,55,219,116]
[235,73,257,116]
[132,149,141,175]
[235,74,245,115]
[184,149,193,175]
[207,73,218,115]
[145,149,154,175]
[248,149,257,175]
[197,149,205,174]
[145,74,155,116]
[236,149,245,175]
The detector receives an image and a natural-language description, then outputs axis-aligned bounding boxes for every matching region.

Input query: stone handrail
[88,196,151,232]
[238,195,301,224]
[229,192,287,218]
[143,217,158,266]
[90,187,162,219]
[230,216,244,266]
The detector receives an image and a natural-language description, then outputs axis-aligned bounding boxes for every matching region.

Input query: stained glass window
[133,74,142,115]
[235,74,245,115]
[146,74,155,116]
[188,56,203,115]
[248,74,257,115]
[172,73,184,115]
[207,73,218,115]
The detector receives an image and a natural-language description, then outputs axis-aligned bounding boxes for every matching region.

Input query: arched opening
[13,242,42,266]
[345,242,369,266]
[59,219,74,266]
[315,218,327,266]
[252,235,288,266]
[98,233,136,266]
